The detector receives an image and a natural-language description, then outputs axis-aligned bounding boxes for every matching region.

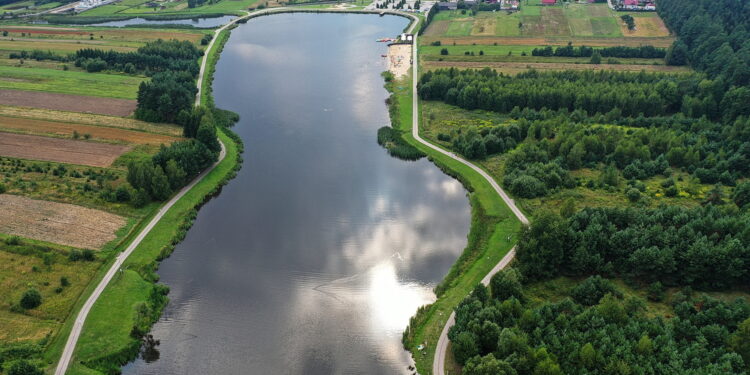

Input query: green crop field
[425,3,651,39]
[0,66,144,99]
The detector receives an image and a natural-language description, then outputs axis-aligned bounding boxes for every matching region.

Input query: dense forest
[516,207,750,289]
[449,268,750,375]
[443,0,750,372]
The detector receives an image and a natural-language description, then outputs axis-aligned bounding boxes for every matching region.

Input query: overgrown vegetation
[377,72,426,161]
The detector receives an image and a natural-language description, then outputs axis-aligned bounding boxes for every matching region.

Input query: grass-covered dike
[39,20,245,375]
[380,72,521,374]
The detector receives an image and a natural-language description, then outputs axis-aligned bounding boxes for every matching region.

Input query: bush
[0,183,6,194]
[664,185,679,197]
[440,48,449,55]
[626,188,641,202]
[5,236,21,246]
[571,276,621,306]
[7,360,43,375]
[647,281,665,302]
[60,276,70,287]
[68,249,95,262]
[19,289,42,309]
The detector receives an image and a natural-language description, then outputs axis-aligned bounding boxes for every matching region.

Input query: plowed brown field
[0,132,131,167]
[0,90,136,116]
[0,116,180,145]
[0,194,126,249]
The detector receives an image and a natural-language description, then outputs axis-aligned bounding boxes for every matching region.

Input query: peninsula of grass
[384,74,522,374]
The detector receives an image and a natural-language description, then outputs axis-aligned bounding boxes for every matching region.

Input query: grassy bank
[383,74,521,374]
[62,128,240,374]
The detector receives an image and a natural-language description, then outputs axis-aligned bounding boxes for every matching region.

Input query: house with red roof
[541,0,556,5]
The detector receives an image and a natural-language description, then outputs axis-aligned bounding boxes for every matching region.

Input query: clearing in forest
[621,16,671,37]
[0,194,126,249]
[0,132,131,167]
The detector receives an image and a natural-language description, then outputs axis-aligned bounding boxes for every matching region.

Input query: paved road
[404,18,530,375]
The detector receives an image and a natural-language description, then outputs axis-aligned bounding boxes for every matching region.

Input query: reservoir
[122,13,470,374]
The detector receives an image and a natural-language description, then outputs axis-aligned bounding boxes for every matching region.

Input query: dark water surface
[122,13,470,375]
[82,15,235,28]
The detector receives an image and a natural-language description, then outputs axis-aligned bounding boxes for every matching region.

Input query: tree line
[448,267,750,375]
[419,69,693,118]
[74,39,202,76]
[126,107,223,204]
[531,44,667,60]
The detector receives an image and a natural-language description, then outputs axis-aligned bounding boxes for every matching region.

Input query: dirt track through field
[0,132,131,167]
[0,116,180,145]
[0,90,136,116]
[423,60,692,74]
[0,194,126,249]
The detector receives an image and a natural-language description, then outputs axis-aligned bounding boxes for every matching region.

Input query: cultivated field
[0,116,181,145]
[0,66,144,99]
[0,90,137,116]
[0,105,182,136]
[0,194,126,249]
[0,132,131,167]
[420,2,677,73]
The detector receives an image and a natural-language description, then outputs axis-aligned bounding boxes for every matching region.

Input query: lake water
[121,13,470,375]
[83,15,235,28]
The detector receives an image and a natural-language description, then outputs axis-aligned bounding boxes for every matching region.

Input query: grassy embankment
[49,20,242,374]
[382,73,521,374]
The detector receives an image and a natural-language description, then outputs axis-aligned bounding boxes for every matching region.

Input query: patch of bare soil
[0,194,126,249]
[0,132,131,167]
[0,89,136,117]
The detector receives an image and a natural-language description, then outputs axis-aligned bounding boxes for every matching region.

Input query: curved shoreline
[406,18,530,375]
[51,8,522,374]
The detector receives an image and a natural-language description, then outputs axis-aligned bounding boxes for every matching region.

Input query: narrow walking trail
[54,12,238,373]
[403,18,530,375]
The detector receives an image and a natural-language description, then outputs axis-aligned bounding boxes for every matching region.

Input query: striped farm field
[0,66,144,99]
[0,116,182,145]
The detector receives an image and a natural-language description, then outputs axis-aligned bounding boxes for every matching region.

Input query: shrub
[5,236,21,246]
[20,289,42,309]
[7,360,43,375]
[440,48,449,55]
[626,188,641,202]
[571,276,621,306]
[647,281,665,302]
